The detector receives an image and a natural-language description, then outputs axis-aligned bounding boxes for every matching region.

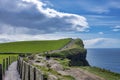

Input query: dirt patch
[65,68,105,80]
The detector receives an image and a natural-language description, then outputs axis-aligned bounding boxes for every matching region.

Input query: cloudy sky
[0,0,120,48]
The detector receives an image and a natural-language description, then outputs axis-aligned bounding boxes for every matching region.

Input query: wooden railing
[0,56,18,80]
[17,57,44,80]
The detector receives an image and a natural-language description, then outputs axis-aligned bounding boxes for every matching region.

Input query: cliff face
[67,50,89,66]
[63,38,89,66]
[50,38,89,66]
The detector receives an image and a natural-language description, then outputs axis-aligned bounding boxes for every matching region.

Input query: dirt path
[61,39,75,50]
[66,68,105,80]
[49,39,75,53]
[33,55,105,80]
[4,61,21,80]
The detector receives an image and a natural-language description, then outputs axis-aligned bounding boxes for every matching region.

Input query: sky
[0,0,120,48]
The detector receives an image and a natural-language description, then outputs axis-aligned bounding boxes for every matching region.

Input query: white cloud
[112,29,120,32]
[112,25,120,32]
[0,24,42,35]
[89,7,109,14]
[98,32,104,34]
[84,38,105,47]
[0,34,72,43]
[114,25,120,28]
[0,0,89,44]
[0,0,89,34]
[84,38,120,48]
[22,0,89,31]
[42,1,54,7]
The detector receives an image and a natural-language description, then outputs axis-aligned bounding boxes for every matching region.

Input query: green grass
[67,38,86,53]
[0,38,71,53]
[54,58,70,70]
[0,54,18,64]
[80,66,120,80]
[49,48,86,59]
[62,75,75,80]
[0,55,10,64]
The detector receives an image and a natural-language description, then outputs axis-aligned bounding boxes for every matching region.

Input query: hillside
[0,38,71,53]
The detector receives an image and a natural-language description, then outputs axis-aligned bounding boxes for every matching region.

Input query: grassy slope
[80,67,120,80]
[0,38,71,53]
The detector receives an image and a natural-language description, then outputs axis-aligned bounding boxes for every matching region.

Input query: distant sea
[86,48,120,73]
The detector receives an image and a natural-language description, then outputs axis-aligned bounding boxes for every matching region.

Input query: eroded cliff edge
[47,38,89,66]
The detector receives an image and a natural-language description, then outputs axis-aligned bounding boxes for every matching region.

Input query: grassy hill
[0,38,71,53]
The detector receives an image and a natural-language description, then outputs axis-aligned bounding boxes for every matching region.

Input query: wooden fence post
[23,62,26,80]
[0,64,3,80]
[17,57,19,71]
[9,56,10,65]
[28,64,30,80]
[3,59,5,75]
[34,68,36,80]
[6,58,8,70]
[20,60,23,78]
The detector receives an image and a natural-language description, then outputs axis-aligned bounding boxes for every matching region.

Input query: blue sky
[0,0,120,48]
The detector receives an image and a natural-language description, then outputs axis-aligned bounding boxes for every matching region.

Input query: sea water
[86,48,120,73]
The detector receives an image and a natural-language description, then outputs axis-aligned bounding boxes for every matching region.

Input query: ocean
[86,48,120,73]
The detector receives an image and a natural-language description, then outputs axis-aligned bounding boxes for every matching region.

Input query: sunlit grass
[0,38,71,53]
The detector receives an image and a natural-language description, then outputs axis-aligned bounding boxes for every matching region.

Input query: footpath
[4,61,21,80]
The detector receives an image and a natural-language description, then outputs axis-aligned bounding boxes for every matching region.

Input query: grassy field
[0,55,10,64]
[0,38,71,53]
[0,54,18,64]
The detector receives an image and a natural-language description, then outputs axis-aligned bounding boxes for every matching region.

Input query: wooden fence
[17,58,44,80]
[0,56,18,80]
[1,56,46,80]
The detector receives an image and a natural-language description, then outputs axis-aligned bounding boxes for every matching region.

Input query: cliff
[48,38,89,66]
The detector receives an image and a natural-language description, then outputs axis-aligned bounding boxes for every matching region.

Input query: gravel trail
[4,61,21,80]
